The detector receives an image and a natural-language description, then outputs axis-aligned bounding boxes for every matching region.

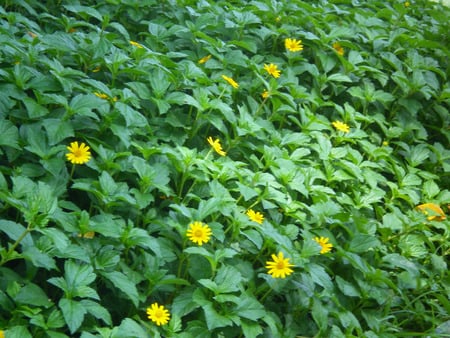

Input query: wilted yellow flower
[207,136,226,156]
[262,90,270,99]
[77,231,95,239]
[92,66,101,73]
[147,302,170,326]
[198,55,212,64]
[416,203,446,221]
[285,38,303,52]
[129,40,143,48]
[66,141,91,165]
[264,63,281,78]
[332,121,350,133]
[265,252,294,278]
[187,221,212,245]
[382,141,389,147]
[27,31,38,38]
[332,42,344,56]
[313,237,333,254]
[221,75,239,89]
[246,209,264,224]
[404,1,410,7]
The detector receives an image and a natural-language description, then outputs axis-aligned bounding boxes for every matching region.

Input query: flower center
[194,229,203,238]
[276,261,285,269]
[155,309,164,318]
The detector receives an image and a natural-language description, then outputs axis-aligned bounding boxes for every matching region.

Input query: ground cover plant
[0,0,449,337]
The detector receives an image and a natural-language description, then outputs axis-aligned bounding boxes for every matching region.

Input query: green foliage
[0,0,449,337]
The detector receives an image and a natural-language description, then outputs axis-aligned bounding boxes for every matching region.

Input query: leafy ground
[0,0,449,337]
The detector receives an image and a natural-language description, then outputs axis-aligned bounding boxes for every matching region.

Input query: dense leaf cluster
[0,0,449,337]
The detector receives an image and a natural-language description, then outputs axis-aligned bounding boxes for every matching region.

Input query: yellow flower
[198,54,212,64]
[246,209,264,224]
[186,221,212,245]
[313,237,333,254]
[285,38,303,52]
[262,90,270,99]
[0,330,4,338]
[94,92,109,100]
[416,203,446,221]
[207,136,226,156]
[66,141,91,165]
[129,40,143,48]
[78,231,95,239]
[332,121,350,133]
[265,252,294,278]
[404,1,410,7]
[221,75,239,89]
[264,63,281,78]
[146,302,170,326]
[332,42,344,56]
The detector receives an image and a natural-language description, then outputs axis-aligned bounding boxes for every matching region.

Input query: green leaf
[241,319,263,338]
[242,229,263,249]
[38,228,69,252]
[115,102,148,127]
[23,246,57,270]
[114,318,150,338]
[423,180,440,199]
[336,276,361,297]
[23,97,50,118]
[0,119,20,149]
[43,119,74,145]
[309,263,333,290]
[349,234,380,253]
[312,299,328,330]
[59,298,86,334]
[15,283,53,307]
[100,271,140,307]
[202,303,233,330]
[0,220,34,247]
[80,299,112,326]
[327,73,353,83]
[234,292,265,321]
[236,182,259,201]
[4,326,33,338]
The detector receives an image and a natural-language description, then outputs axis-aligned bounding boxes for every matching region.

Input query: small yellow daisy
[186,221,212,245]
[313,237,333,254]
[246,209,264,224]
[129,40,143,48]
[265,252,294,278]
[332,121,350,133]
[198,55,212,64]
[285,38,303,52]
[264,63,281,78]
[207,136,226,156]
[146,302,170,326]
[66,141,91,165]
[332,42,344,56]
[221,75,239,89]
